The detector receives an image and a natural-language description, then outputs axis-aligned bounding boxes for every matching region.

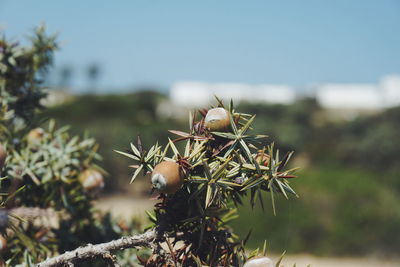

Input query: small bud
[204,107,230,132]
[151,161,183,194]
[79,169,104,191]
[243,256,274,267]
[255,152,270,166]
[0,144,7,169]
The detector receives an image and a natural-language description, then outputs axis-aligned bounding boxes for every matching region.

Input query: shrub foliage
[1,27,298,266]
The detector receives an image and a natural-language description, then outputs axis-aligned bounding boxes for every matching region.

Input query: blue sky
[1,0,399,92]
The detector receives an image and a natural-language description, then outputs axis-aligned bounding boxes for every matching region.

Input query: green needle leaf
[130,164,143,183]
[114,149,140,161]
[130,142,141,157]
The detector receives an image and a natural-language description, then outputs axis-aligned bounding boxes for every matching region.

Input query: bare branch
[36,229,156,267]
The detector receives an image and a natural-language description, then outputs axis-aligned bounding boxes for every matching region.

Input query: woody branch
[35,229,157,267]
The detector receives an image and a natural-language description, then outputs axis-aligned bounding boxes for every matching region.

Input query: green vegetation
[43,92,182,192]
[4,24,398,266]
[0,26,140,266]
[233,164,400,256]
[45,92,400,257]
[113,98,299,266]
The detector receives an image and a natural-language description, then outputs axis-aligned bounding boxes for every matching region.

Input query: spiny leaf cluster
[0,26,131,266]
[117,98,298,212]
[0,25,57,131]
[117,97,299,266]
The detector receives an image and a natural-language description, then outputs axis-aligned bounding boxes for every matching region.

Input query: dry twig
[35,229,156,267]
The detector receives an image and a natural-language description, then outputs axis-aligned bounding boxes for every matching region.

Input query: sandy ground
[94,195,157,225]
[94,195,400,267]
[270,254,400,267]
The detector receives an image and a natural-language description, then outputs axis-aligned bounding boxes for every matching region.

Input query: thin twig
[35,229,156,267]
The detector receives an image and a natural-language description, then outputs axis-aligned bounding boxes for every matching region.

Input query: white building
[315,84,382,110]
[315,75,400,111]
[253,85,297,104]
[170,81,211,107]
[169,75,400,111]
[380,75,400,108]
[170,81,296,108]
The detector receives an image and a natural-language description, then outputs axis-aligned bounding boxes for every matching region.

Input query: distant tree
[86,63,101,92]
[58,64,73,89]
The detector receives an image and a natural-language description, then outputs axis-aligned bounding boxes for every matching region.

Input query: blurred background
[1,0,400,265]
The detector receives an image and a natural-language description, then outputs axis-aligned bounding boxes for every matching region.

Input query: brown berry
[79,169,104,191]
[243,256,274,267]
[204,107,230,132]
[151,161,183,194]
[0,144,6,169]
